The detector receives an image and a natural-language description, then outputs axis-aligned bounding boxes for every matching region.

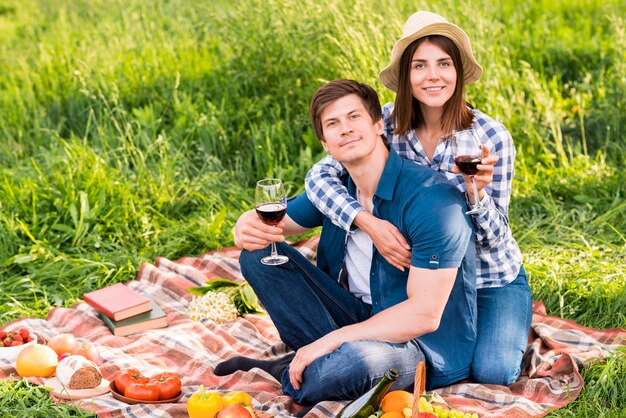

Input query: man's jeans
[240,242,425,404]
[471,266,533,385]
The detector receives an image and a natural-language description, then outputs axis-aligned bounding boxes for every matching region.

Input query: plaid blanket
[2,236,625,418]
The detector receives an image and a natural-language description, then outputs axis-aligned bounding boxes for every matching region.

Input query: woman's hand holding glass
[452,144,499,205]
[468,145,498,199]
[453,130,497,214]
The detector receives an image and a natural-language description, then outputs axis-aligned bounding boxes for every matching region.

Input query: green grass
[0,0,625,416]
[0,379,96,417]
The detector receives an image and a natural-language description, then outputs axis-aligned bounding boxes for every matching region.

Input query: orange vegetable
[381,390,414,413]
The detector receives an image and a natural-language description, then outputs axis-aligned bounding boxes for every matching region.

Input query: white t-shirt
[345,228,373,304]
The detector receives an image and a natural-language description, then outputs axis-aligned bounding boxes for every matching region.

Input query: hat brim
[379,21,482,92]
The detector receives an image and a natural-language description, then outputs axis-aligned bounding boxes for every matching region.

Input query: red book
[83,283,152,321]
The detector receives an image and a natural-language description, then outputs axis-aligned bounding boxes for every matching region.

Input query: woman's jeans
[471,266,533,385]
[239,242,425,405]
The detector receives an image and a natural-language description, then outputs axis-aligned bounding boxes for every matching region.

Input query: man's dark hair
[310,79,383,142]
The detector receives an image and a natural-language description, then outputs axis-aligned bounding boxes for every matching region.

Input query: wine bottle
[336,368,399,418]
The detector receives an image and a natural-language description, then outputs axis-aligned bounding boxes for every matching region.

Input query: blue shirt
[289,149,477,388]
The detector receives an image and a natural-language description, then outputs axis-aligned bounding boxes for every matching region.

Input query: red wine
[454,155,481,175]
[255,203,287,225]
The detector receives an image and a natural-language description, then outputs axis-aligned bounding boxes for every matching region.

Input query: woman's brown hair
[392,35,473,137]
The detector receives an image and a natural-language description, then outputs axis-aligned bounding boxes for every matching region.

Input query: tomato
[115,369,149,395]
[125,382,161,401]
[150,372,182,400]
[216,404,253,418]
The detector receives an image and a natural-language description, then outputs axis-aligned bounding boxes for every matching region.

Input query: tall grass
[0,0,625,415]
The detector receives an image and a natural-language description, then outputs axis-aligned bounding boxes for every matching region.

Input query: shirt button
[431,254,438,260]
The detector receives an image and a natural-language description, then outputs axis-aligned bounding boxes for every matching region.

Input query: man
[215,79,476,404]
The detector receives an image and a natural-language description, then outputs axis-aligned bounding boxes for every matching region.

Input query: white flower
[186,291,238,324]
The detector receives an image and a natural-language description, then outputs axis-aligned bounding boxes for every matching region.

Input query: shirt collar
[346,148,403,202]
[375,148,403,201]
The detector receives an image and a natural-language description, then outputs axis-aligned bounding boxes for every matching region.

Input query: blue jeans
[470,266,533,385]
[240,242,425,404]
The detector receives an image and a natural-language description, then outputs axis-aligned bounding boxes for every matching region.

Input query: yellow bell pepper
[222,391,253,407]
[187,386,224,418]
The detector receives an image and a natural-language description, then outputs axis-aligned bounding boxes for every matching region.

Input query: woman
[304,11,532,386]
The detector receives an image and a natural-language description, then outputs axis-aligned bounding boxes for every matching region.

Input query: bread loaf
[56,355,102,389]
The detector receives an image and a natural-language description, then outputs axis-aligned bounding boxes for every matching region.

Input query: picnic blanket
[2,236,626,418]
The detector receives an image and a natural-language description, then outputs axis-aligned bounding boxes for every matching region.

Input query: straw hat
[379,11,482,92]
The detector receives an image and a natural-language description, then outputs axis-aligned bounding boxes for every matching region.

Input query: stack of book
[83,283,168,336]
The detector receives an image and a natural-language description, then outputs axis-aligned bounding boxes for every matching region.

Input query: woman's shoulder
[382,101,395,112]
[470,108,513,145]
[382,102,395,121]
[470,108,505,130]
[397,158,461,197]
[382,102,396,135]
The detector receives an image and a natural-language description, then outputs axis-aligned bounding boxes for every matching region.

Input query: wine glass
[454,129,488,214]
[255,178,289,265]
